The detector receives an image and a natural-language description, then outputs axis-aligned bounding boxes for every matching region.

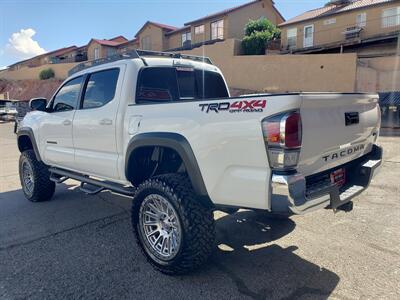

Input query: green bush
[242,18,281,55]
[39,68,55,80]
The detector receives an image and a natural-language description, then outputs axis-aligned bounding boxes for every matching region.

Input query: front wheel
[131,174,215,275]
[19,150,55,202]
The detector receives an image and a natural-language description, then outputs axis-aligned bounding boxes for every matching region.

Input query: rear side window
[82,68,120,109]
[195,69,229,99]
[177,69,196,99]
[136,67,228,104]
[136,68,178,103]
[52,76,82,112]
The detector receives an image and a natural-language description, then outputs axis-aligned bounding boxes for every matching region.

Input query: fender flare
[17,127,42,161]
[125,132,208,197]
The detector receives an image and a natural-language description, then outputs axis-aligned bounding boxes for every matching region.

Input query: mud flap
[329,186,349,212]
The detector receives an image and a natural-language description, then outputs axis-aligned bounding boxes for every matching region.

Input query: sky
[0,0,328,67]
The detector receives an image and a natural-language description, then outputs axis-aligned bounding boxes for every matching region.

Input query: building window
[141,36,151,50]
[382,7,400,28]
[287,28,297,49]
[323,18,336,25]
[94,47,99,60]
[106,47,117,57]
[211,20,224,40]
[181,32,191,46]
[356,12,367,27]
[194,25,204,35]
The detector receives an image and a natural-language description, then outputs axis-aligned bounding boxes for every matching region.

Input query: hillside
[0,79,63,101]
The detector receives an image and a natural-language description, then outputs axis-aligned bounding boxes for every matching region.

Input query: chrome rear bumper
[270,145,382,215]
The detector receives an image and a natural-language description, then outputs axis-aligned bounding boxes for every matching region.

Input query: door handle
[99,118,113,125]
[63,119,72,126]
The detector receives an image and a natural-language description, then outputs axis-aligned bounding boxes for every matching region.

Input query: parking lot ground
[0,122,399,300]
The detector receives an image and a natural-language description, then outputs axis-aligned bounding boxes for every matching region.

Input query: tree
[39,68,55,80]
[242,18,281,55]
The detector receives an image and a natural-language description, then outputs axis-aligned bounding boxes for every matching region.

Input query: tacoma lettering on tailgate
[323,144,365,162]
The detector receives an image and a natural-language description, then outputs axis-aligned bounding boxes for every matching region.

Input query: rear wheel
[132,174,215,275]
[19,150,55,202]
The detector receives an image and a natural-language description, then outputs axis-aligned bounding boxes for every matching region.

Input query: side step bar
[49,167,136,197]
[79,182,104,195]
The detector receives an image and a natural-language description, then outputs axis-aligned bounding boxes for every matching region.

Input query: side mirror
[29,97,47,111]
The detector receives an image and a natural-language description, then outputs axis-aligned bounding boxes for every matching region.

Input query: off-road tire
[132,174,215,275]
[19,149,55,202]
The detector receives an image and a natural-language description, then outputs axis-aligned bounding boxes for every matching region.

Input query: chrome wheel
[22,160,34,195]
[139,194,182,260]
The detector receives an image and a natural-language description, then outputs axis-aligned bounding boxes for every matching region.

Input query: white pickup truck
[17,50,382,274]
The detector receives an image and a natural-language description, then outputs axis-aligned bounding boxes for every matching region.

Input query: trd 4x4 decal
[199,100,266,113]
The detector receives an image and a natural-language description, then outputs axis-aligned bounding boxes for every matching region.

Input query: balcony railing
[50,54,88,64]
[167,38,224,52]
[283,13,400,53]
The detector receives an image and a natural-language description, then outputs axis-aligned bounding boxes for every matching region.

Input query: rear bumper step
[270,144,382,215]
[49,167,136,197]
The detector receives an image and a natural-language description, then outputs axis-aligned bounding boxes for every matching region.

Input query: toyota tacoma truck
[17,50,382,274]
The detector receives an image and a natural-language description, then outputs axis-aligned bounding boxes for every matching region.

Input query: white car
[17,50,382,274]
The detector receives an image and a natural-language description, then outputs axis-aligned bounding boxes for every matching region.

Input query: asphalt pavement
[0,122,399,300]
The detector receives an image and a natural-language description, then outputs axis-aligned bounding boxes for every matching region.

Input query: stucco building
[134,21,178,51]
[279,0,400,55]
[166,0,284,50]
[86,36,129,60]
[6,0,284,70]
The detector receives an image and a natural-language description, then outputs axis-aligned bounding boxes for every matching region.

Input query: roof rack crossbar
[68,49,213,76]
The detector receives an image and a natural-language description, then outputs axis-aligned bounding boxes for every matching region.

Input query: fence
[182,39,358,92]
[0,62,79,81]
[356,56,400,92]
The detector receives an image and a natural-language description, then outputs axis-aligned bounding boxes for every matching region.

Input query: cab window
[136,67,228,104]
[51,76,83,112]
[136,68,178,103]
[81,68,120,109]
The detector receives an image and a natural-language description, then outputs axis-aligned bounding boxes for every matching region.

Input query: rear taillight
[261,111,302,171]
[283,112,302,148]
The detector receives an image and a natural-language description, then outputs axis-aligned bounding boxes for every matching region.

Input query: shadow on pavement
[199,210,340,299]
[0,185,339,299]
[0,183,130,250]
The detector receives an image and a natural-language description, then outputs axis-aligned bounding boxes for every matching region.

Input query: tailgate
[297,93,380,176]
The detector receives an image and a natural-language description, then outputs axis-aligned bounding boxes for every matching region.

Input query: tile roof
[379,91,400,105]
[76,45,87,51]
[135,21,178,37]
[50,46,78,57]
[90,37,128,47]
[91,39,121,46]
[117,38,139,47]
[279,0,395,27]
[165,25,191,36]
[185,0,260,25]
[149,21,178,31]
[108,35,128,43]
